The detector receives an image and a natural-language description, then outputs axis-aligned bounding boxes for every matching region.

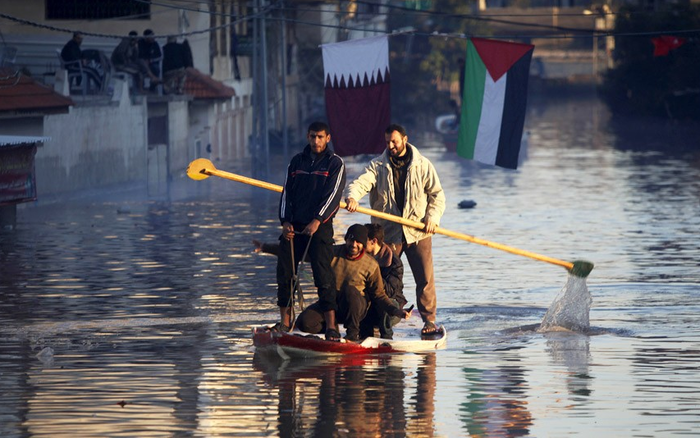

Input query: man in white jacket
[345,124,446,336]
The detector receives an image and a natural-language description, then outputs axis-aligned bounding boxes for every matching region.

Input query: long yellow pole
[187,159,593,276]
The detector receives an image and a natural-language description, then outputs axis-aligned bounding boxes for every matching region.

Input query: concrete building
[0,67,72,227]
[0,1,255,198]
[0,0,390,202]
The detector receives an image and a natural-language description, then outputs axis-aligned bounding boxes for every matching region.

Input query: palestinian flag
[322,36,390,157]
[457,38,534,170]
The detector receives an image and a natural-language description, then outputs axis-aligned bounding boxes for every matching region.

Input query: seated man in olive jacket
[295,224,410,342]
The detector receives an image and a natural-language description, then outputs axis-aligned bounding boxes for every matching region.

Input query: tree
[386,0,490,132]
[599,4,700,120]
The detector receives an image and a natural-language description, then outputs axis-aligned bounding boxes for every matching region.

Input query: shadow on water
[608,114,700,157]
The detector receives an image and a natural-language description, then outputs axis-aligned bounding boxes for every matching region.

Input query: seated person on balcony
[60,31,103,92]
[111,31,144,93]
[162,36,190,95]
[138,29,163,92]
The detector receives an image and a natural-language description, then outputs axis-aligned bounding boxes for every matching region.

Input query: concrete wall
[212,98,252,165]
[187,95,252,168]
[5,88,252,199]
[167,100,191,173]
[39,85,148,195]
[188,104,212,164]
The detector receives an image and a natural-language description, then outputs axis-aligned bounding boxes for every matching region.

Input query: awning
[0,135,51,147]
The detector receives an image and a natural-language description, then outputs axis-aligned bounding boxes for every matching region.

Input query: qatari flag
[322,36,390,157]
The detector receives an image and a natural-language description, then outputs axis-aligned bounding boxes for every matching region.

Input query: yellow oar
[187,158,594,278]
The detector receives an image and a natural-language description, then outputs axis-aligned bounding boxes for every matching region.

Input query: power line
[138,0,629,18]
[0,11,262,40]
[142,0,601,36]
[147,0,700,39]
[2,7,700,42]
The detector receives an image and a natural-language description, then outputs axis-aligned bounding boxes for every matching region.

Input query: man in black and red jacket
[272,121,346,341]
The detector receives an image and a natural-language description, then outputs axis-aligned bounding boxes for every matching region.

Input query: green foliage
[421,0,491,80]
[600,4,700,120]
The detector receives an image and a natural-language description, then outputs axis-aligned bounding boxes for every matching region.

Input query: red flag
[651,36,686,57]
[322,36,390,157]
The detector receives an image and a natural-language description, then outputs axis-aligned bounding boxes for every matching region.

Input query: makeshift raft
[252,326,447,359]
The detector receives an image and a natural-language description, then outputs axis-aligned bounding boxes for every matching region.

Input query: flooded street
[2,91,700,436]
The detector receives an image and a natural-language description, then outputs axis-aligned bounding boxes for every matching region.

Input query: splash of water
[537,275,592,333]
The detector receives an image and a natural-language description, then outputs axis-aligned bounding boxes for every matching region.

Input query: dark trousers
[296,286,369,340]
[148,62,160,90]
[276,221,336,311]
[359,298,401,339]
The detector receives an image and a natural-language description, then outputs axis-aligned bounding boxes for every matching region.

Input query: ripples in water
[2,93,700,436]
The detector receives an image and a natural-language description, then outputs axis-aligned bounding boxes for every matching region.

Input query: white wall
[167,99,191,172]
[188,103,211,164]
[39,87,148,195]
[188,96,252,169]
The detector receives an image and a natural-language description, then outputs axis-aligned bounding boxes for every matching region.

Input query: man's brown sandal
[421,321,444,337]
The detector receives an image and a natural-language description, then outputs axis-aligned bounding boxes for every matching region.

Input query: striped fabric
[457,38,534,170]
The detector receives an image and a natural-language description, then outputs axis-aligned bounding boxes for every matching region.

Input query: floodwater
[2,91,700,437]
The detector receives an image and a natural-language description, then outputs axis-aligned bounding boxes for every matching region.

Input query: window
[46,0,150,20]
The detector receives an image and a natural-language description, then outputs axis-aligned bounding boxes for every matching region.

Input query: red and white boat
[252,326,447,359]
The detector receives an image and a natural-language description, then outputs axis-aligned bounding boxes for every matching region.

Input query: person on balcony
[111,31,144,93]
[60,31,103,92]
[138,29,163,92]
[162,36,190,95]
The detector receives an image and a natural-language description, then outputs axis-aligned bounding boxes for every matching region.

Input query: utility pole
[280,3,288,161]
[252,0,260,177]
[260,0,270,177]
[251,0,270,178]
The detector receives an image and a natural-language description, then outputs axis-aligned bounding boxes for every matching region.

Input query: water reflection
[3,91,700,436]
[254,352,438,436]
[457,330,593,437]
[460,349,533,437]
[0,321,257,437]
[543,332,592,399]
